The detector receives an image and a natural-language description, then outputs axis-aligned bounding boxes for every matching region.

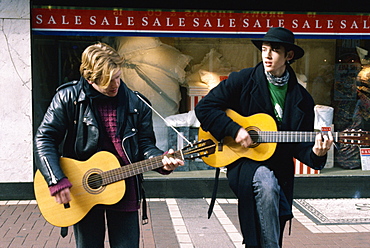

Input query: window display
[32,33,370,176]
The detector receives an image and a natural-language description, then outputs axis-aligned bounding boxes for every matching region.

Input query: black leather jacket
[34,78,163,186]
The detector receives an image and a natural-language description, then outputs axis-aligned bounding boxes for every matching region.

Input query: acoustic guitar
[34,139,215,227]
[198,109,370,168]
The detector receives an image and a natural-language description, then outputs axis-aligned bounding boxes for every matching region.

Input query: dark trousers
[73,207,139,248]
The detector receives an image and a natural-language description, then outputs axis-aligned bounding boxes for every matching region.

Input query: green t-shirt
[268,82,288,122]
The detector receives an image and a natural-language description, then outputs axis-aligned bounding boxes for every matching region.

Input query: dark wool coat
[195,62,327,247]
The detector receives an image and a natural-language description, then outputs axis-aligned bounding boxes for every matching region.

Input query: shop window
[32,35,370,176]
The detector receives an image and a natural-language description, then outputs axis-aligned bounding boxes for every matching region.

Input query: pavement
[2,198,370,248]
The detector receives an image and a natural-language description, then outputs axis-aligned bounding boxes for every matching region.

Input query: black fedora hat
[251,27,304,60]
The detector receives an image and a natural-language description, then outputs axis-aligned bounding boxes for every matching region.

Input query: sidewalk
[1,198,370,248]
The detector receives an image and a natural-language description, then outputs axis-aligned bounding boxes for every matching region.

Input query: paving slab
[1,198,370,247]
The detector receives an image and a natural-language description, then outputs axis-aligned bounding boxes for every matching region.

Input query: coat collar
[75,77,136,112]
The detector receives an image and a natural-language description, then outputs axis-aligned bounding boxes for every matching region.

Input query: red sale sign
[31,7,370,37]
[321,127,332,132]
[360,148,370,170]
[360,148,370,156]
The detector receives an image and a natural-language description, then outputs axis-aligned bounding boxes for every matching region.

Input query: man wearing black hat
[195,27,333,247]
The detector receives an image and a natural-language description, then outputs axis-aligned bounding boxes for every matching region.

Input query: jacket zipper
[121,131,135,164]
[121,131,143,205]
[42,156,58,185]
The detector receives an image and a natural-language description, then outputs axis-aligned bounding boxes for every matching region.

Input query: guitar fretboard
[255,131,338,143]
[101,151,183,186]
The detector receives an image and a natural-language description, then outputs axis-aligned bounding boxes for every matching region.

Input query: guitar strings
[249,131,318,143]
[63,153,179,198]
[83,151,184,187]
[84,142,213,186]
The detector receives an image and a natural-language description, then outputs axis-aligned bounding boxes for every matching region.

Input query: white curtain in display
[185,48,231,90]
[116,37,192,150]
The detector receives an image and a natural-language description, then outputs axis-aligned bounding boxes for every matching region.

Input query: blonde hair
[80,42,124,88]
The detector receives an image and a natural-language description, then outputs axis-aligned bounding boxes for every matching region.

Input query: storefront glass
[31,7,370,177]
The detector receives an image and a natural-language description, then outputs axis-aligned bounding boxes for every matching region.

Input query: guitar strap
[135,91,223,219]
[135,92,193,147]
[207,167,220,219]
[141,186,149,224]
[60,227,68,238]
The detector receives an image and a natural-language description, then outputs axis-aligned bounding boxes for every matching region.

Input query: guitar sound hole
[247,129,259,148]
[88,173,103,189]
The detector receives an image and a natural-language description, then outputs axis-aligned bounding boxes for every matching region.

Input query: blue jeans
[73,207,139,248]
[253,166,280,248]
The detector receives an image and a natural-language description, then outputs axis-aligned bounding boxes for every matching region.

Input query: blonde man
[34,42,183,247]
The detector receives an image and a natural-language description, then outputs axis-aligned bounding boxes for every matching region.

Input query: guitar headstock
[338,129,370,146]
[182,139,216,160]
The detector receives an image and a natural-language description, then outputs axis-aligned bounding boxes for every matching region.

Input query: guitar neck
[101,151,182,186]
[257,131,338,143]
